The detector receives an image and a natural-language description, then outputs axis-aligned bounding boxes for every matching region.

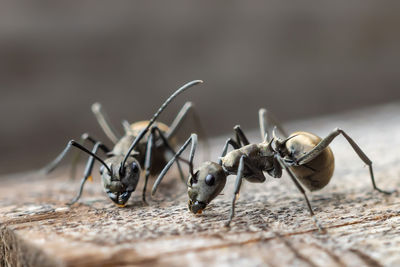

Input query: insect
[70,85,206,202]
[44,80,203,206]
[152,108,394,229]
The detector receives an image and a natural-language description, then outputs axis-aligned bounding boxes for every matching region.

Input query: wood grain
[1,103,400,267]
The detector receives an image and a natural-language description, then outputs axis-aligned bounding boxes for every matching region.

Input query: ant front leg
[70,133,110,180]
[225,155,265,227]
[44,140,111,204]
[69,142,109,205]
[296,128,394,194]
[152,134,198,196]
[44,137,109,174]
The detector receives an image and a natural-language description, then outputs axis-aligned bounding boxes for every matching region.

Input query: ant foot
[375,188,397,195]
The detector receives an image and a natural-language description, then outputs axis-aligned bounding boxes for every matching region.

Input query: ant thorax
[257,141,283,178]
[258,141,275,157]
[111,135,138,156]
[269,137,290,158]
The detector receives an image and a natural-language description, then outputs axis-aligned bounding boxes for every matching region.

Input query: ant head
[187,161,227,214]
[101,156,140,206]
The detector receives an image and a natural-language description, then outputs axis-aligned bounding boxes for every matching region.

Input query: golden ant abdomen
[286,131,335,191]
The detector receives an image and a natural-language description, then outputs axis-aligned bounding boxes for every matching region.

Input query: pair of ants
[45,80,394,231]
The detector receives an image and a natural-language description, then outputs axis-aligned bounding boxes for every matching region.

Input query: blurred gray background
[1,1,400,175]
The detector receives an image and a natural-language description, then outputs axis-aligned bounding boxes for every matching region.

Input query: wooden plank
[1,103,400,267]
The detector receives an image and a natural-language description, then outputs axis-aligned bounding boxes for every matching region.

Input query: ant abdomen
[286,131,335,191]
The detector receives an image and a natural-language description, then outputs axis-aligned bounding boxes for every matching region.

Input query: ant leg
[69,142,109,205]
[166,101,210,160]
[218,138,241,165]
[225,155,246,227]
[166,102,193,138]
[44,137,109,174]
[91,102,121,144]
[259,108,288,142]
[140,125,184,203]
[277,157,325,232]
[233,125,250,146]
[152,126,185,183]
[142,129,155,204]
[44,141,112,203]
[152,134,198,196]
[120,80,203,172]
[121,120,132,134]
[225,155,265,227]
[296,128,394,194]
[70,133,110,180]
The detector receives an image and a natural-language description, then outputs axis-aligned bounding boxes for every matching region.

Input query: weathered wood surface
[1,103,400,267]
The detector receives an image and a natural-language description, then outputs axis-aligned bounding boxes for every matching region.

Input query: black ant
[44,80,203,206]
[152,108,394,230]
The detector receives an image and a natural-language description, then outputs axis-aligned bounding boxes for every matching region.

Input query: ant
[152,108,394,230]
[44,80,203,206]
[70,96,206,181]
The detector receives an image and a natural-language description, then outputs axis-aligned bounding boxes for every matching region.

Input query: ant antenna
[151,134,197,196]
[120,80,203,175]
[45,140,112,175]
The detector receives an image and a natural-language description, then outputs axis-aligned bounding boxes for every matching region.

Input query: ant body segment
[152,108,394,230]
[44,80,203,206]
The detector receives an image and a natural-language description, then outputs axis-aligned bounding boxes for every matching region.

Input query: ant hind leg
[277,157,325,232]
[233,125,250,146]
[142,129,156,204]
[91,102,121,144]
[296,128,394,195]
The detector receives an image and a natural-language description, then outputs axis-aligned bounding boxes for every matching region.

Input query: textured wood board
[1,103,400,267]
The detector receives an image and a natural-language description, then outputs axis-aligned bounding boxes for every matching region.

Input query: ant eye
[131,162,139,173]
[205,174,215,186]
